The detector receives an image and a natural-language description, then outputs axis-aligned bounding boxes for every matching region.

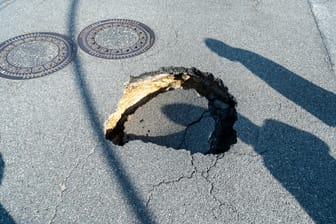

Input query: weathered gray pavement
[0,0,335,223]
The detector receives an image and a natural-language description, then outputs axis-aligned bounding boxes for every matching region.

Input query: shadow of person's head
[161,103,206,126]
[205,38,239,61]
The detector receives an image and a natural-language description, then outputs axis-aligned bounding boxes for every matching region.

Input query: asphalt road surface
[0,0,335,223]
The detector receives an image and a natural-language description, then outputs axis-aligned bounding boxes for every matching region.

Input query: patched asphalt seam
[49,148,96,224]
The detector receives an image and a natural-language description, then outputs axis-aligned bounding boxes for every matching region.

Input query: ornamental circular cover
[77,19,155,59]
[0,32,75,80]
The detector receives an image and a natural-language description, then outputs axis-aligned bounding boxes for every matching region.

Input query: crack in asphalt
[145,153,240,221]
[146,153,196,207]
[178,110,209,149]
[202,154,221,179]
[201,155,240,220]
[49,148,96,224]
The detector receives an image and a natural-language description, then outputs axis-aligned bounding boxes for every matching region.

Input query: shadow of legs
[238,115,336,223]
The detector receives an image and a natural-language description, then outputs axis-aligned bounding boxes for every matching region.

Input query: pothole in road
[105,67,237,154]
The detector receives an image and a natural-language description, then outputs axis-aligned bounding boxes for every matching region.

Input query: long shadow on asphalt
[67,1,156,223]
[205,38,336,223]
[205,38,336,127]
[237,115,336,224]
[0,153,16,224]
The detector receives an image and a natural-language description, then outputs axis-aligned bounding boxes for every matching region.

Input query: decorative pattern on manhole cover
[0,32,75,80]
[77,19,155,59]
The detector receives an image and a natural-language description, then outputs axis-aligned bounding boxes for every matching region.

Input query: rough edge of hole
[104,66,237,154]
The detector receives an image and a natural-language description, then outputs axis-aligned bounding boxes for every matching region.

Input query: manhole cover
[0,32,75,80]
[77,19,155,59]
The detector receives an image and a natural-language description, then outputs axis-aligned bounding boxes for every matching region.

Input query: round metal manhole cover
[77,19,155,59]
[0,32,75,80]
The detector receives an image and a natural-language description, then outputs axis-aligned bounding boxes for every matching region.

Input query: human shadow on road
[205,38,336,223]
[205,38,336,127]
[0,153,16,224]
[67,1,156,223]
[237,114,336,224]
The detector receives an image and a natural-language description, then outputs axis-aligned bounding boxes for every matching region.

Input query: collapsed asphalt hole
[105,67,237,154]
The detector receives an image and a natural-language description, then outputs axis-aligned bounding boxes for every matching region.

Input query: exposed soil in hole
[105,67,237,154]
